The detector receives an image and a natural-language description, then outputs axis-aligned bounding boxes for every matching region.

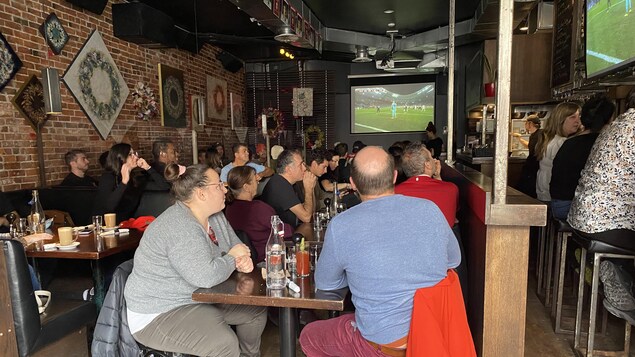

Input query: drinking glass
[17,218,28,236]
[336,203,347,214]
[92,215,103,236]
[309,244,321,272]
[296,249,310,277]
[286,245,297,275]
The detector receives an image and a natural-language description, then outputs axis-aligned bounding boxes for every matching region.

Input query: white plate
[78,230,91,236]
[102,226,120,231]
[55,242,80,250]
[43,243,57,251]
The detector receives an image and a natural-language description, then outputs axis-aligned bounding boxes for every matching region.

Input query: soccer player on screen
[391,101,397,119]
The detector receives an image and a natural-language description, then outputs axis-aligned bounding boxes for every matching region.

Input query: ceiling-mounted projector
[376,59,395,69]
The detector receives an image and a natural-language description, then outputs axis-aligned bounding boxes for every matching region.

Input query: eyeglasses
[203,182,226,191]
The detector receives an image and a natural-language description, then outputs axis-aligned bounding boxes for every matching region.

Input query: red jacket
[406,270,476,357]
[395,176,459,227]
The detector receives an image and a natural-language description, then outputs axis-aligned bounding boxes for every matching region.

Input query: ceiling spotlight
[388,22,395,27]
[352,45,372,63]
[519,19,529,31]
[289,54,294,59]
[285,52,290,57]
[384,9,394,14]
[279,48,285,54]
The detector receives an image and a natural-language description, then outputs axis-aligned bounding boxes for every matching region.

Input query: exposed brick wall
[0,0,244,191]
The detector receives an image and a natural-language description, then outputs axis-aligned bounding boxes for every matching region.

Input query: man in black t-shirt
[260,149,316,227]
[60,149,98,187]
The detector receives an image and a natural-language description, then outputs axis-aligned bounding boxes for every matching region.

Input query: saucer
[55,242,80,250]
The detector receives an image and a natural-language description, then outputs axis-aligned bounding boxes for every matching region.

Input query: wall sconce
[41,68,62,115]
[191,95,206,127]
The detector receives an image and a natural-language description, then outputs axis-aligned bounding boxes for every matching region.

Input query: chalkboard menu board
[552,0,574,87]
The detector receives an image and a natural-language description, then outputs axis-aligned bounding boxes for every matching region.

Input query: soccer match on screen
[351,83,435,134]
[586,0,635,77]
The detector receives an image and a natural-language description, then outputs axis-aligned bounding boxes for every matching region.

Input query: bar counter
[455,152,527,188]
[442,162,546,356]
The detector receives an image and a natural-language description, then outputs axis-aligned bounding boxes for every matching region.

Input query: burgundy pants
[299,313,393,357]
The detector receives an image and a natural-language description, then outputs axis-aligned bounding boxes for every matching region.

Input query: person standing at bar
[516,115,543,198]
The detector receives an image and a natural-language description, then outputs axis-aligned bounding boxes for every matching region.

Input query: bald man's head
[350,146,395,196]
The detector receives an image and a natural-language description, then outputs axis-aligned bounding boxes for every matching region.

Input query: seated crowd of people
[2,91,633,355]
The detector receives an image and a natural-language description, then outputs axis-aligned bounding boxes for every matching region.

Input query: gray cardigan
[124,201,242,314]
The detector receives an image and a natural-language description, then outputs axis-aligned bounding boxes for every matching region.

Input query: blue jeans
[29,264,41,290]
[551,199,571,221]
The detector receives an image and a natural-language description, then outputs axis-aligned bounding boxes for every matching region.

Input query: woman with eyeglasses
[225,166,292,263]
[93,143,167,222]
[125,164,266,357]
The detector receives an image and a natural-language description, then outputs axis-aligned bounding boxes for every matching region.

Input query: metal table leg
[91,260,105,310]
[279,307,297,357]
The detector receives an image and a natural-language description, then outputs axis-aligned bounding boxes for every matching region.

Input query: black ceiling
[302,0,481,36]
[136,0,483,62]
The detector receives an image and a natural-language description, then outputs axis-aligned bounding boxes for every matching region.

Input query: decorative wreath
[212,84,226,114]
[131,81,159,120]
[304,124,324,149]
[78,50,122,121]
[258,107,285,139]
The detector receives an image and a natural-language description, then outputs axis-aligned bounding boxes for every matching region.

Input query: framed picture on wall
[230,92,243,129]
[63,30,129,139]
[263,0,272,9]
[281,0,290,25]
[272,0,281,17]
[158,63,186,128]
[289,8,297,31]
[207,75,227,121]
[12,74,48,130]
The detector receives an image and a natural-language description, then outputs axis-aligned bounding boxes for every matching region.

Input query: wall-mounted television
[350,75,436,134]
[586,0,635,78]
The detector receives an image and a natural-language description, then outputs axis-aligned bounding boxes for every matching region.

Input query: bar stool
[537,209,554,307]
[550,217,575,333]
[572,231,635,356]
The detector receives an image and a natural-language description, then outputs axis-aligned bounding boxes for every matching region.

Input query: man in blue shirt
[300,146,460,356]
[220,143,273,182]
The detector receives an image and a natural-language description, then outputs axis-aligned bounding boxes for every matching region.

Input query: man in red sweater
[395,142,458,227]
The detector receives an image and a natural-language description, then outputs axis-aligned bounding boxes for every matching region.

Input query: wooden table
[25,228,143,308]
[193,270,346,357]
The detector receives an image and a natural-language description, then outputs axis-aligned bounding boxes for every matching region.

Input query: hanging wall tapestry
[12,74,48,130]
[63,30,129,140]
[293,87,313,116]
[230,92,243,129]
[39,13,69,55]
[158,64,186,128]
[0,31,23,93]
[207,75,227,120]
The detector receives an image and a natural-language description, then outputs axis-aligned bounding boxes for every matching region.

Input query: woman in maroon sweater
[225,166,292,262]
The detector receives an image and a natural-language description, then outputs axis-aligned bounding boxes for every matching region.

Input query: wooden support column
[482,225,530,357]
